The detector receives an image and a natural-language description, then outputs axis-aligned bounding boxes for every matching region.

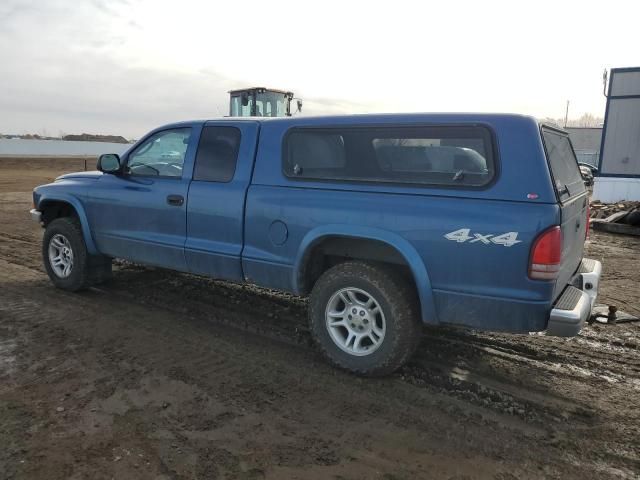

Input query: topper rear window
[541,128,586,199]
[283,125,495,187]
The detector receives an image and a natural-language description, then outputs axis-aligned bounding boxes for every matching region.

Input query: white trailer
[593,67,640,202]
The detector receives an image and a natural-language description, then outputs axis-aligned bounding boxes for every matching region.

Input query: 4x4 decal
[444,228,521,247]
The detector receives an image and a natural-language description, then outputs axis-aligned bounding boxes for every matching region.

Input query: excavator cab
[229,87,301,117]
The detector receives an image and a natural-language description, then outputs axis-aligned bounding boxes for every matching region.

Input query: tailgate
[555,193,588,296]
[540,126,588,299]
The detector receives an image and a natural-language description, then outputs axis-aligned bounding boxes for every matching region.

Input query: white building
[593,67,640,202]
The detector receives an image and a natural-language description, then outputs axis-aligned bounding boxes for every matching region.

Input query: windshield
[255,91,288,117]
[230,91,289,117]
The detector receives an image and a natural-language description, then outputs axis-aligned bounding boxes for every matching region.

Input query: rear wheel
[309,261,421,376]
[43,217,112,291]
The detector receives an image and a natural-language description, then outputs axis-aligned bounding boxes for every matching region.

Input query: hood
[55,171,103,181]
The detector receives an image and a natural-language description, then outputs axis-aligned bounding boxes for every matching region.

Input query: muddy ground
[1,157,639,480]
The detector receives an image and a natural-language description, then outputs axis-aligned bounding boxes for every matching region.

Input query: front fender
[293,224,438,325]
[37,193,98,255]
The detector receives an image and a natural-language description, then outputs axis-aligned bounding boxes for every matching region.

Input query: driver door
[87,126,196,271]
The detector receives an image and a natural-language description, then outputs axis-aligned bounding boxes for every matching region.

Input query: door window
[193,126,241,182]
[127,128,192,177]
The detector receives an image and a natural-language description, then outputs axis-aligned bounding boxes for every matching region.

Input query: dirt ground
[1,158,639,480]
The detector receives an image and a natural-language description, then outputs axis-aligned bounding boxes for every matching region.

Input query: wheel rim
[48,234,74,278]
[325,287,386,356]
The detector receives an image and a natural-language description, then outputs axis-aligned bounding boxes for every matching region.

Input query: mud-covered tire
[42,217,112,291]
[309,261,421,376]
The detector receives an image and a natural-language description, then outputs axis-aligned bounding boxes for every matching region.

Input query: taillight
[529,226,562,280]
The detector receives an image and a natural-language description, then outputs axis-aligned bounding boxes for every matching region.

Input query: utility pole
[563,100,570,128]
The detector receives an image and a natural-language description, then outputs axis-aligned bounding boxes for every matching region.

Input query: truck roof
[162,113,543,130]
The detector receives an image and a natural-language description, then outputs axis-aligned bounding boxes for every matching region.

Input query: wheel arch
[38,194,98,255]
[293,225,438,325]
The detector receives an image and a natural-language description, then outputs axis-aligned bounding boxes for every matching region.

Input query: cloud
[89,0,131,16]
[0,0,237,137]
[0,59,238,137]
[0,0,39,24]
[0,0,346,138]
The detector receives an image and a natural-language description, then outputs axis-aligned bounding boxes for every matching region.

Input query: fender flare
[37,194,99,255]
[293,224,438,325]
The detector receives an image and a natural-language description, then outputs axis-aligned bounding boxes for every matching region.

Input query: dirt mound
[63,133,129,144]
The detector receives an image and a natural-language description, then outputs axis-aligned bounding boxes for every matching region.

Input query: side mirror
[97,154,122,174]
[579,166,594,186]
[296,99,303,113]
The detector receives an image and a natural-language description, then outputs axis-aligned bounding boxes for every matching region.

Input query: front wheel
[43,217,112,291]
[309,261,421,376]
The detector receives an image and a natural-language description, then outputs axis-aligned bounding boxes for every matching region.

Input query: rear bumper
[546,258,602,337]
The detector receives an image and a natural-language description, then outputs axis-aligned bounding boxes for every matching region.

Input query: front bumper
[30,208,42,223]
[546,258,602,337]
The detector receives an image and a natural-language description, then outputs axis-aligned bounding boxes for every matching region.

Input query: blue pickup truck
[31,114,601,375]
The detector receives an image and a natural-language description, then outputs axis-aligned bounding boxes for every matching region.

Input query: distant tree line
[540,113,604,128]
[0,133,56,140]
[63,133,129,143]
[0,133,130,143]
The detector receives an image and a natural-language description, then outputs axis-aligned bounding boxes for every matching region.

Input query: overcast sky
[1,0,639,138]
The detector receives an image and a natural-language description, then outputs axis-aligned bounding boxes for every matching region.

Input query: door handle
[166,194,184,206]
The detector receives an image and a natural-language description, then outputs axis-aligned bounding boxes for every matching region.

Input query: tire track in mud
[83,265,615,426]
[0,252,560,424]
[0,271,311,421]
[0,232,40,245]
[406,328,640,425]
[427,324,640,361]
[419,330,640,380]
[399,357,596,425]
[4,260,552,478]
[0,254,628,427]
[111,264,640,366]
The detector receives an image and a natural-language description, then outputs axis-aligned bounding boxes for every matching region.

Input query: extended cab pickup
[31,114,602,375]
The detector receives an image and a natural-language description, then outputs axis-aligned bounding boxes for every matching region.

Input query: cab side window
[193,126,241,182]
[127,128,192,178]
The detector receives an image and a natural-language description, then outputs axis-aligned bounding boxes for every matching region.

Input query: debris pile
[590,201,640,235]
[589,201,640,219]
